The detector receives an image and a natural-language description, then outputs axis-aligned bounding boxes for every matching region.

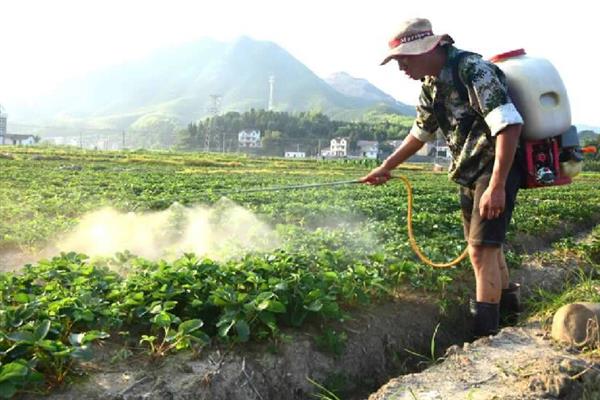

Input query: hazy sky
[1,0,598,126]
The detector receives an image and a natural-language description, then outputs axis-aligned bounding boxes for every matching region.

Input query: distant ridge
[10,36,414,132]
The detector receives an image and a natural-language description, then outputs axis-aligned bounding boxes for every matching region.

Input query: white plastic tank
[490,49,571,140]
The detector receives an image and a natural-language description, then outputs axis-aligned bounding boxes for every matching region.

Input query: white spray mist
[58,199,280,262]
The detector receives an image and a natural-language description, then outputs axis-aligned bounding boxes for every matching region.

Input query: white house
[238,129,262,148]
[43,136,81,147]
[385,139,404,149]
[1,134,36,146]
[329,137,348,157]
[435,144,451,159]
[356,140,379,159]
[284,151,306,158]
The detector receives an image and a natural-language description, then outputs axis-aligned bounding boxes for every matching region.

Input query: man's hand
[361,166,392,185]
[479,185,506,220]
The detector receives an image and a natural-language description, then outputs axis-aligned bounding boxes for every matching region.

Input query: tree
[261,130,285,156]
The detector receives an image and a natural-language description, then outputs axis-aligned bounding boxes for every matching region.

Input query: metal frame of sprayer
[522,125,582,189]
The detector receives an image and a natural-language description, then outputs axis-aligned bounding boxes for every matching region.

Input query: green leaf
[0,361,28,383]
[258,312,277,331]
[149,304,162,314]
[13,293,29,303]
[139,335,156,345]
[323,271,338,281]
[152,311,172,328]
[304,299,323,312]
[33,320,51,341]
[74,309,95,322]
[190,331,211,345]
[38,339,61,352]
[178,319,203,334]
[256,299,271,311]
[6,331,34,343]
[0,382,17,399]
[83,331,110,343]
[267,300,286,313]
[217,318,235,337]
[191,299,203,308]
[235,320,250,342]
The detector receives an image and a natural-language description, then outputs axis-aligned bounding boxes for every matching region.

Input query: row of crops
[1,147,599,397]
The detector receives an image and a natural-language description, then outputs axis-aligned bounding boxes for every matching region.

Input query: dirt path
[369,324,600,400]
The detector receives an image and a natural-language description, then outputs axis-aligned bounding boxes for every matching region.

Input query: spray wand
[216,176,467,268]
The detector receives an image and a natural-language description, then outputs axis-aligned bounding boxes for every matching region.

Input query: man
[362,18,523,337]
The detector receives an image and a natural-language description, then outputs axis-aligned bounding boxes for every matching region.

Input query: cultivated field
[1,147,599,398]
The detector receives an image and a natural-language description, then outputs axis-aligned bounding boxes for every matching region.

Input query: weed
[307,376,341,400]
[404,323,443,368]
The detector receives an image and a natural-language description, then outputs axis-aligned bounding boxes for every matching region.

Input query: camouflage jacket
[409,46,523,187]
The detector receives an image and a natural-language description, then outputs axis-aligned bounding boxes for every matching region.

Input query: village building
[0,107,36,146]
[284,151,306,158]
[329,137,348,157]
[1,134,36,146]
[356,140,379,159]
[238,129,262,148]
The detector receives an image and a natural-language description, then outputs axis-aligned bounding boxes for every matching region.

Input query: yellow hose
[393,174,469,268]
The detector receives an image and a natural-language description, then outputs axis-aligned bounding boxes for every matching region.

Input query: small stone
[444,345,463,357]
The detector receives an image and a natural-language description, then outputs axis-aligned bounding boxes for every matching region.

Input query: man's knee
[468,244,501,270]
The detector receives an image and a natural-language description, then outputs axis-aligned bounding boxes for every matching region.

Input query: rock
[551,302,600,347]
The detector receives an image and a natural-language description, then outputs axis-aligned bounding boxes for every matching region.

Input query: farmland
[1,146,599,398]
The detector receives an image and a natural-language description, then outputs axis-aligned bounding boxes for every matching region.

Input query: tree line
[175,109,414,156]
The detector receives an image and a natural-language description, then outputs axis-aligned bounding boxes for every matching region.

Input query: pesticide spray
[57,199,281,263]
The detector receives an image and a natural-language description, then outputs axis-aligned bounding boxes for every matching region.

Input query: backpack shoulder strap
[450,50,480,102]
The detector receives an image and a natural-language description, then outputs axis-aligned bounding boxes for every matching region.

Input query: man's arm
[479,124,521,219]
[361,134,425,184]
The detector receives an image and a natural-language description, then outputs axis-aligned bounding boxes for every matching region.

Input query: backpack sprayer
[489,49,596,187]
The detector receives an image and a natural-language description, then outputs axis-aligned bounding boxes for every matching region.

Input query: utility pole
[268,75,275,111]
[205,94,221,152]
[122,130,125,149]
[317,139,321,158]
[80,132,83,149]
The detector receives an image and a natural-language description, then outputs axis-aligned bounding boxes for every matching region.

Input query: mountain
[11,37,413,134]
[325,72,415,117]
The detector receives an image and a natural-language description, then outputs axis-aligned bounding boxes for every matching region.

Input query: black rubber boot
[500,282,522,326]
[472,302,500,338]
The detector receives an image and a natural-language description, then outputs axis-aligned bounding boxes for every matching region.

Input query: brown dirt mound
[369,325,600,400]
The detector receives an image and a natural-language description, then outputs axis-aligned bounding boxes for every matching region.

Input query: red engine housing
[523,137,572,188]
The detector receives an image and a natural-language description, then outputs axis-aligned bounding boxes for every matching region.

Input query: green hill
[14,37,413,132]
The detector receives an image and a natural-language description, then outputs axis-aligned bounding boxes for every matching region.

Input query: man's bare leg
[469,244,502,336]
[498,245,509,290]
[469,244,502,302]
